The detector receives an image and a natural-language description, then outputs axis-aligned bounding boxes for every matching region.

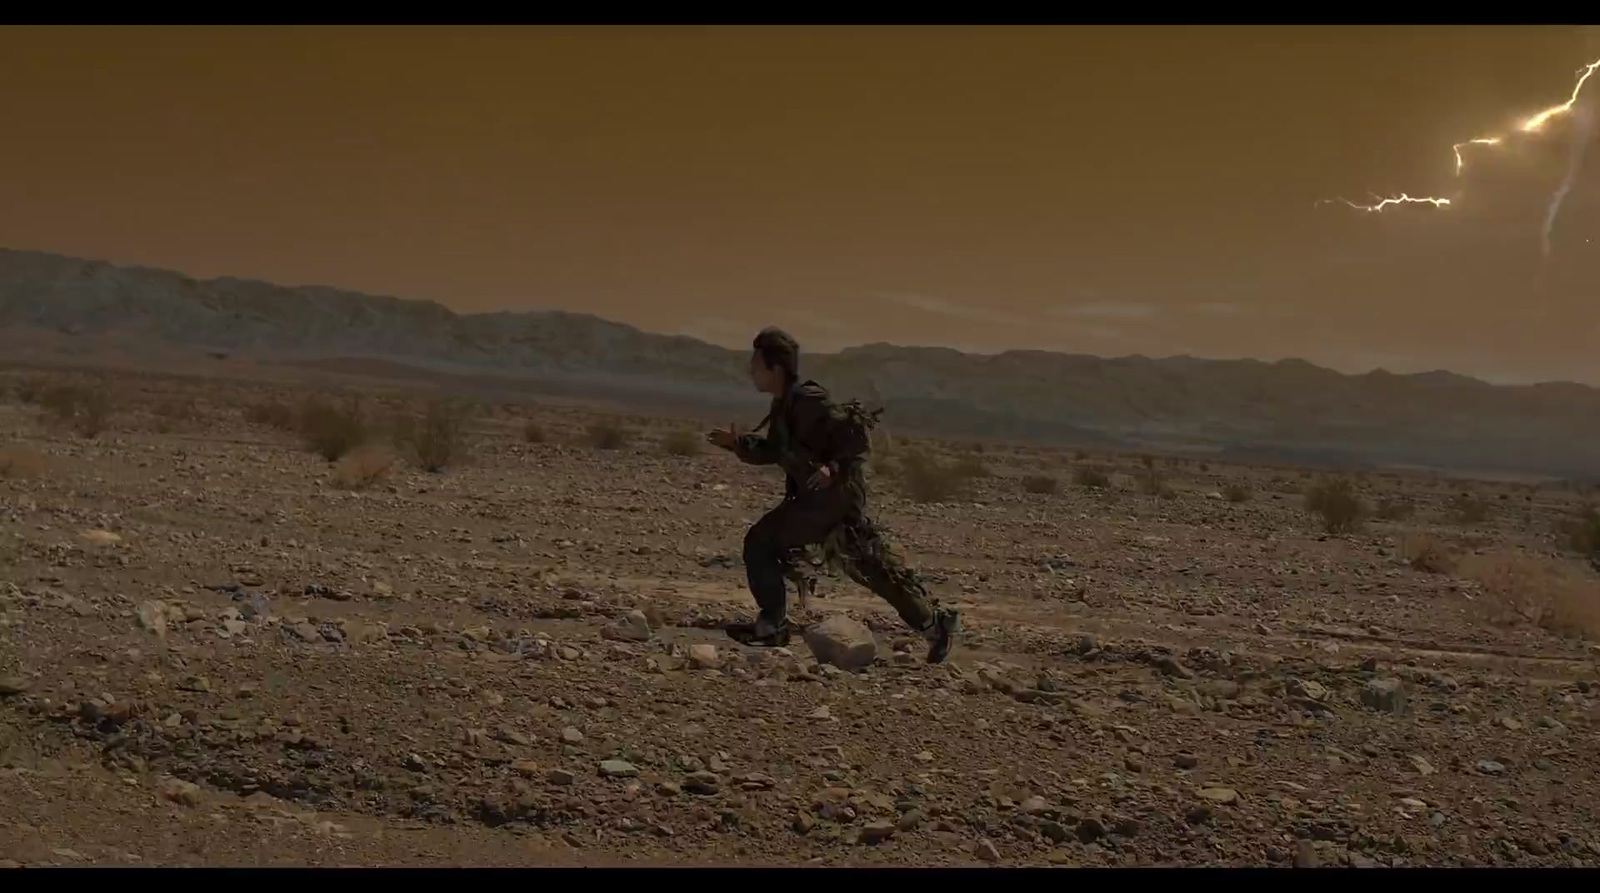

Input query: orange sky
[3,26,1599,383]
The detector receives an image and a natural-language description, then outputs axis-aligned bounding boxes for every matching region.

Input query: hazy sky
[4,26,1600,383]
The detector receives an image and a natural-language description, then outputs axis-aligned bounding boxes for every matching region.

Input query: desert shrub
[1073,466,1111,490]
[951,453,990,479]
[1304,476,1366,534]
[523,419,547,443]
[1446,493,1491,525]
[329,445,395,490]
[1021,474,1059,495]
[1223,483,1252,503]
[899,450,972,504]
[1138,470,1177,499]
[298,395,368,462]
[1402,534,1454,574]
[662,429,702,457]
[39,381,112,438]
[1374,497,1415,521]
[0,446,47,479]
[14,376,48,405]
[395,399,471,472]
[153,398,202,433]
[586,419,630,450]
[245,401,299,431]
[1464,554,1600,640]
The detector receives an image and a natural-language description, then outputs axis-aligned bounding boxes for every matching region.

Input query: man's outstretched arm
[733,431,781,465]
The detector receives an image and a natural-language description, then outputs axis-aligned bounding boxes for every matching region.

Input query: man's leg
[835,512,960,663]
[735,494,846,645]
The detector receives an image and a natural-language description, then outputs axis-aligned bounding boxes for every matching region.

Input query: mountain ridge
[3,246,1598,479]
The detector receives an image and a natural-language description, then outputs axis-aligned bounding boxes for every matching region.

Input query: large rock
[802,616,878,671]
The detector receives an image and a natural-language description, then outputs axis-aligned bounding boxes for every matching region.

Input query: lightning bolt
[1452,137,1502,176]
[1318,194,1452,212]
[1519,59,1600,133]
[1323,54,1600,246]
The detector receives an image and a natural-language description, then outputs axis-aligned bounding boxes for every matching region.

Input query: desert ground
[3,362,1600,868]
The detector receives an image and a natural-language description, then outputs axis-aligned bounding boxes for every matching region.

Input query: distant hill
[3,247,1598,479]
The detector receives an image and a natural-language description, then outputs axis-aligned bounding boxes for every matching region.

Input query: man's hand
[706,423,741,451]
[806,463,834,490]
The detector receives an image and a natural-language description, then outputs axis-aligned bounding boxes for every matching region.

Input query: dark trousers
[743,485,936,632]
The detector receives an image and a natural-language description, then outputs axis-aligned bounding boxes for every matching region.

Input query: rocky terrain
[6,247,1600,478]
[2,364,1600,868]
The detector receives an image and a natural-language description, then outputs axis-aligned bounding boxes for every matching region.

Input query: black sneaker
[923,607,960,664]
[725,619,791,647]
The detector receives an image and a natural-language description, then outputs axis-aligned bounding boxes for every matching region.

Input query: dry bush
[0,446,47,479]
[898,450,974,504]
[1558,505,1600,560]
[586,419,631,450]
[1223,483,1252,503]
[1374,497,1416,521]
[245,401,299,431]
[394,399,471,472]
[1020,474,1059,495]
[1304,476,1366,534]
[523,419,547,444]
[153,398,202,433]
[951,453,990,479]
[38,381,112,438]
[662,429,702,457]
[1446,492,1492,525]
[1138,470,1177,499]
[1464,553,1600,640]
[298,395,368,462]
[330,445,395,491]
[1402,534,1455,574]
[1073,465,1111,490]
[14,375,49,405]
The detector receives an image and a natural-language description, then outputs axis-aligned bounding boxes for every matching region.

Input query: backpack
[828,397,883,461]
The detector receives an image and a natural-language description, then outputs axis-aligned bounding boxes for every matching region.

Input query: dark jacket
[734,380,868,502]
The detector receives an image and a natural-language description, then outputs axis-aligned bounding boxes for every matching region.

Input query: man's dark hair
[752,327,800,382]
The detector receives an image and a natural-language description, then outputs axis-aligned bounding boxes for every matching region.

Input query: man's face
[749,351,780,393]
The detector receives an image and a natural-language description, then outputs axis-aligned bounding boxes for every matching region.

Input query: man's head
[750,327,799,395]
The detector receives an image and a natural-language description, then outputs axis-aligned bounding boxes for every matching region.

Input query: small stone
[793,811,817,835]
[1076,818,1105,842]
[0,676,28,697]
[1289,678,1328,701]
[802,616,879,671]
[1174,753,1199,769]
[1040,820,1070,843]
[599,760,639,778]
[493,727,531,746]
[158,776,202,807]
[561,726,584,744]
[1294,839,1318,868]
[1198,787,1239,804]
[1153,655,1192,678]
[79,529,122,546]
[1500,716,1523,731]
[861,821,896,844]
[685,771,722,795]
[604,610,653,642]
[1410,755,1436,776]
[135,601,168,636]
[897,809,925,832]
[1476,759,1505,776]
[688,644,720,669]
[808,705,832,721]
[547,768,576,786]
[1361,678,1407,714]
[976,838,1002,862]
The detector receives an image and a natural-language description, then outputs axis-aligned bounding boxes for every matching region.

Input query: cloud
[1054,301,1162,322]
[873,291,1036,327]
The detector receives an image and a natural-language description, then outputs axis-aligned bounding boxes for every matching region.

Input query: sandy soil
[2,366,1599,868]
